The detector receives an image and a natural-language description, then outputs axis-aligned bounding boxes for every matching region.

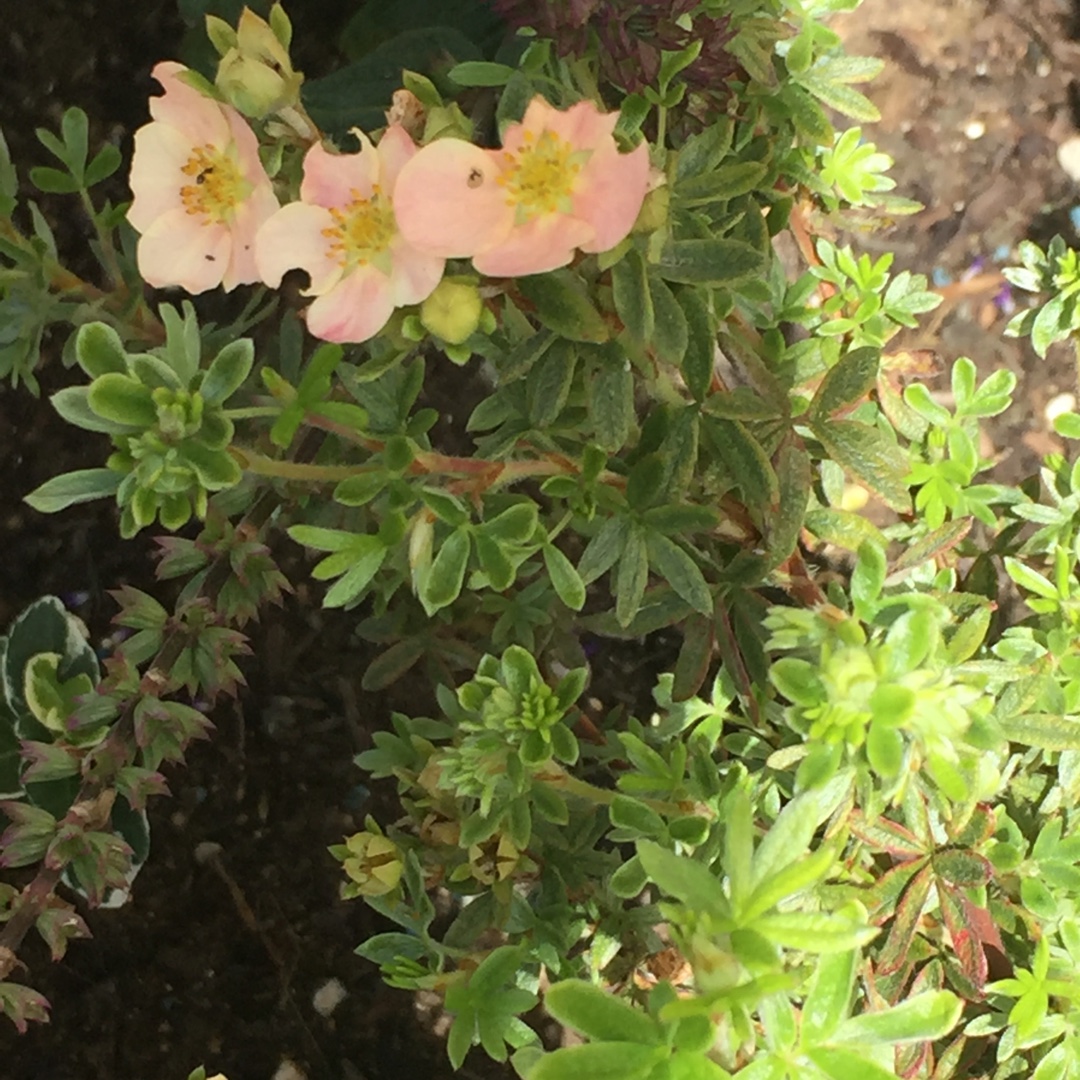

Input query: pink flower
[392,97,650,277]
[255,126,444,343]
[128,61,279,294]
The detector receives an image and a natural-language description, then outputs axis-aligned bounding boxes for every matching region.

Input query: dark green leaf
[810,347,880,420]
[518,270,610,343]
[615,526,650,627]
[590,359,635,452]
[656,239,765,286]
[811,419,911,512]
[612,248,654,344]
[646,532,712,615]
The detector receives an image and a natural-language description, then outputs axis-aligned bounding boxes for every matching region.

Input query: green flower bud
[214,7,302,119]
[420,278,484,345]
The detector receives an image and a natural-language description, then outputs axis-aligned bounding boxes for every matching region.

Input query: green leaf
[610,794,667,839]
[324,545,388,608]
[590,359,635,452]
[578,516,631,584]
[421,527,471,613]
[615,526,650,627]
[543,545,586,611]
[24,469,121,514]
[87,373,157,427]
[612,248,654,344]
[811,419,911,512]
[484,503,537,543]
[677,287,715,401]
[766,444,811,568]
[449,60,516,86]
[648,273,688,366]
[527,340,577,427]
[201,339,254,405]
[831,991,962,1046]
[656,239,765,286]
[51,386,137,435]
[544,981,662,1044]
[997,714,1080,751]
[646,532,712,615]
[704,416,778,513]
[637,840,730,919]
[1004,556,1058,601]
[675,162,769,206]
[806,1047,899,1080]
[518,270,610,343]
[528,1042,664,1080]
[74,322,129,379]
[84,143,122,187]
[60,106,89,179]
[754,912,877,953]
[29,166,79,194]
[802,949,857,1045]
[810,347,880,420]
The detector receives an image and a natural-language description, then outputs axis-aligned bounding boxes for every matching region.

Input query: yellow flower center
[497,129,585,224]
[322,186,396,270]
[180,145,249,224]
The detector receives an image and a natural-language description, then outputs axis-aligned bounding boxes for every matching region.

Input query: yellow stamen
[321,185,396,269]
[496,128,582,223]
[179,144,249,224]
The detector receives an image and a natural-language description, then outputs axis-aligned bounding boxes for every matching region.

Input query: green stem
[540,768,693,819]
[223,405,281,420]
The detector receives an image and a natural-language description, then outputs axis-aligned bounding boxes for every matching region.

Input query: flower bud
[214,7,302,119]
[468,834,520,885]
[340,829,404,897]
[420,278,484,345]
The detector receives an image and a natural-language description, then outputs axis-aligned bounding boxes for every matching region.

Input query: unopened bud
[214,7,302,119]
[420,278,484,345]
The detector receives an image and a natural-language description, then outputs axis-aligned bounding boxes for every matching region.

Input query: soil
[1,1,1079,1078]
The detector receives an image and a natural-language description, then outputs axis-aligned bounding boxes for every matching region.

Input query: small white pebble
[1045,392,1077,425]
[1037,57,1053,78]
[1058,136,1080,183]
[272,1061,307,1080]
[312,977,348,1018]
[963,119,985,140]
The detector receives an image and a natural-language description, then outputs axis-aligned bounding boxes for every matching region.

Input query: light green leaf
[24,469,122,514]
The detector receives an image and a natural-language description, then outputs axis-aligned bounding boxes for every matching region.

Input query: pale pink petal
[393,140,512,258]
[472,214,594,277]
[137,206,231,294]
[147,61,231,148]
[386,236,444,306]
[377,124,418,192]
[300,141,379,209]
[547,99,619,149]
[127,122,192,231]
[222,182,281,291]
[575,140,650,253]
[226,106,270,185]
[305,267,396,343]
[255,202,342,294]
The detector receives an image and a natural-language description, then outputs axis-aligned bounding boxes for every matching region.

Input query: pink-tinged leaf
[931,849,992,888]
[850,811,928,858]
[865,860,925,917]
[938,887,992,997]
[0,981,50,1033]
[35,903,92,961]
[877,862,934,975]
